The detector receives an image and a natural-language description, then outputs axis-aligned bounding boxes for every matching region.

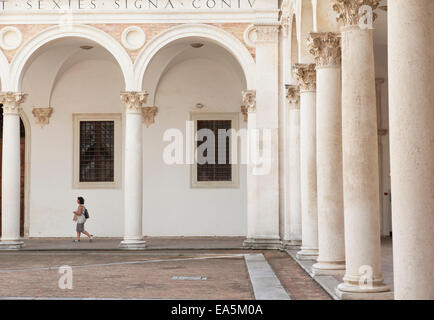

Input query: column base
[243,238,282,250]
[336,282,392,300]
[119,239,146,250]
[312,261,346,276]
[282,240,302,249]
[296,247,318,260]
[0,240,25,250]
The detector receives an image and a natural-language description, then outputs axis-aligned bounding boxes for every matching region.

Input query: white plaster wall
[142,57,247,236]
[22,57,125,237]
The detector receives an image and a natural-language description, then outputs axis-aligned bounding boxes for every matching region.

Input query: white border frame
[190,112,240,189]
[72,113,122,189]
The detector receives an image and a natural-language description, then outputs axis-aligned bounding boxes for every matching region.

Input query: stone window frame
[190,112,240,189]
[72,113,122,189]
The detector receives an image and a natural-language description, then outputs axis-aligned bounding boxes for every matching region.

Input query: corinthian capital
[0,92,27,115]
[255,24,279,44]
[293,64,316,92]
[308,32,341,68]
[332,0,380,28]
[285,85,300,109]
[120,91,148,114]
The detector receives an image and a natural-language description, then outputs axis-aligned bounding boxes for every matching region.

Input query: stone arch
[134,24,256,91]
[9,24,134,92]
[0,49,9,91]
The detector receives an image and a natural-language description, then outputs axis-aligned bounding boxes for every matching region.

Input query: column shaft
[308,33,345,275]
[284,85,301,246]
[388,0,434,299]
[0,92,26,250]
[243,24,281,249]
[294,64,318,260]
[339,26,387,293]
[120,92,147,249]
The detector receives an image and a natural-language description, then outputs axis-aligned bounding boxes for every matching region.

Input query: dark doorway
[0,104,25,237]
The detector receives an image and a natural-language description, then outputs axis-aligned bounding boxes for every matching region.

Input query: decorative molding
[241,105,248,122]
[332,0,380,28]
[308,32,341,68]
[243,24,257,48]
[142,106,158,128]
[0,92,27,114]
[293,64,316,92]
[0,26,22,51]
[254,24,279,44]
[285,85,300,109]
[242,90,256,113]
[120,91,148,114]
[121,26,146,50]
[32,107,53,127]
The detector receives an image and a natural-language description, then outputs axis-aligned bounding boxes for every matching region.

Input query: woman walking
[73,196,94,242]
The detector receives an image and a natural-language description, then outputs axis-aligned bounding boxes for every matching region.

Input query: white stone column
[0,92,26,250]
[308,32,345,275]
[243,24,281,249]
[332,0,390,298]
[119,92,147,249]
[283,85,301,247]
[388,0,434,300]
[294,64,318,260]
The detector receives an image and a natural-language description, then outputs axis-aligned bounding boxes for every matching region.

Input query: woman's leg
[82,230,91,238]
[76,231,81,240]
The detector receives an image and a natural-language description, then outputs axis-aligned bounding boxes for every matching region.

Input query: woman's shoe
[72,239,80,243]
[89,235,94,242]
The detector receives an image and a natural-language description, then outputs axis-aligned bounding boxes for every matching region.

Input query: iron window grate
[79,121,114,182]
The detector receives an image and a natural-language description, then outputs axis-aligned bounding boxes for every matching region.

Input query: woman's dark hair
[77,197,85,205]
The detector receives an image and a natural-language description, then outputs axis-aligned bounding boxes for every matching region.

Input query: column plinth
[119,91,148,250]
[293,64,318,261]
[0,92,27,250]
[332,0,390,298]
[308,32,345,276]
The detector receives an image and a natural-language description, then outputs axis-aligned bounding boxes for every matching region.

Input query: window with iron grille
[73,114,121,189]
[191,113,239,189]
[196,120,232,182]
[79,121,114,182]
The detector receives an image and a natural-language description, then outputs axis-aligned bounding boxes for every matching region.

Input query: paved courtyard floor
[0,237,393,300]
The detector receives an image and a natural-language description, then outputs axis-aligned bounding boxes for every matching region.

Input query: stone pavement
[0,237,393,300]
[0,237,332,300]
[286,237,394,300]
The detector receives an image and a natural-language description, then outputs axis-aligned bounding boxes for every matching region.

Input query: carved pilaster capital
[120,91,148,114]
[0,92,27,115]
[293,64,316,92]
[240,106,248,122]
[285,85,300,109]
[308,32,342,68]
[332,0,380,29]
[242,90,256,113]
[142,106,158,128]
[32,107,53,127]
[254,24,280,44]
[280,13,291,37]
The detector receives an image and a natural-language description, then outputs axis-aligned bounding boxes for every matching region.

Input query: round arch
[0,49,9,91]
[9,24,134,92]
[134,24,256,91]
